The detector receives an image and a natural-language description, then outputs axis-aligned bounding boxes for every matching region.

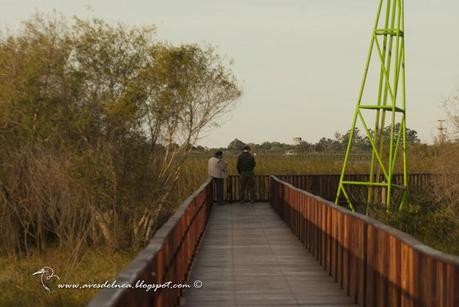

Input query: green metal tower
[336,0,408,212]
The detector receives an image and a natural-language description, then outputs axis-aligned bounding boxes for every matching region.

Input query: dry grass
[0,248,136,307]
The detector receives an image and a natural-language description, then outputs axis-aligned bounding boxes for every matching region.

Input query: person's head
[243,145,251,152]
[214,150,223,158]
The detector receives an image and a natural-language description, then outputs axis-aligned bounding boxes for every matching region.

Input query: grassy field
[1,148,456,306]
[185,149,435,176]
[0,248,136,307]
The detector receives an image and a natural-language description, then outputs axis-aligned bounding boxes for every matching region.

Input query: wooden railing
[88,179,213,307]
[224,174,435,202]
[270,176,459,307]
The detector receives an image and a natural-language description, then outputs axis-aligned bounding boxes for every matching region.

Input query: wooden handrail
[270,175,459,307]
[87,173,451,306]
[87,178,213,307]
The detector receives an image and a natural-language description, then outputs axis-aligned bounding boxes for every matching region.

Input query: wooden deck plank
[182,203,357,307]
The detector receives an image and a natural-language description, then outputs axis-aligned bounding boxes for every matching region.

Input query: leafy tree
[333,128,370,152]
[0,14,241,255]
[228,138,246,150]
[298,141,314,152]
[406,127,421,144]
[380,124,421,145]
[260,141,272,150]
[315,137,338,152]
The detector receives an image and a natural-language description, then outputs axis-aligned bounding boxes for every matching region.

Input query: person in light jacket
[208,151,228,204]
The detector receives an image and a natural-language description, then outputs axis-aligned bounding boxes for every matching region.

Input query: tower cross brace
[336,0,408,212]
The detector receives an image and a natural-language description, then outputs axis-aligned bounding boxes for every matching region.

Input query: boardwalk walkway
[183,203,357,307]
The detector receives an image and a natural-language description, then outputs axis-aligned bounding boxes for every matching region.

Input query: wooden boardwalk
[183,203,357,307]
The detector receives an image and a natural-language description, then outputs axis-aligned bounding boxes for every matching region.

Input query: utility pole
[336,0,408,212]
[437,120,446,144]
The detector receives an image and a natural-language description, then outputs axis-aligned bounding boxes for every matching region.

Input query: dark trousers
[239,172,255,202]
[212,177,224,204]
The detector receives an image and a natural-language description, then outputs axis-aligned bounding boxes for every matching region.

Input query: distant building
[292,137,302,145]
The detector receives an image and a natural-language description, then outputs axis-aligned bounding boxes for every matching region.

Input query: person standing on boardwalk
[208,151,228,205]
[237,145,256,203]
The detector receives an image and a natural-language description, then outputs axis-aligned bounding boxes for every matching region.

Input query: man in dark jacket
[237,145,256,203]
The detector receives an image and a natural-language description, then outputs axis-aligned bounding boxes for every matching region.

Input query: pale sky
[1,0,458,147]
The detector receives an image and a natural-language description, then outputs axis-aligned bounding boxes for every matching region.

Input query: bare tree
[132,44,241,241]
[445,92,459,141]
